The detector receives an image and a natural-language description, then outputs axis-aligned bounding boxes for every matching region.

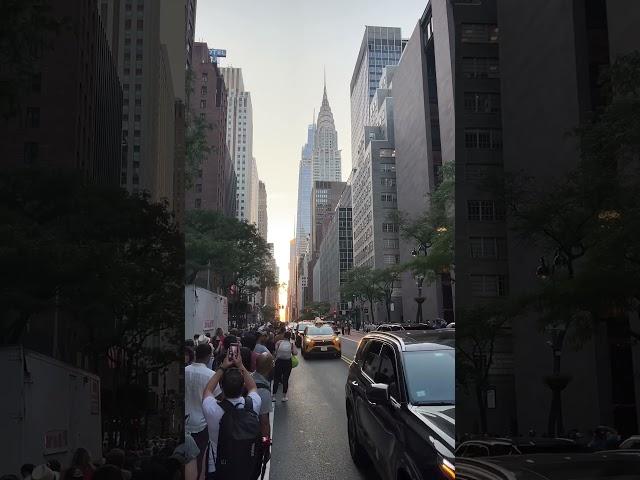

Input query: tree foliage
[0,168,183,376]
[396,161,455,283]
[299,302,331,321]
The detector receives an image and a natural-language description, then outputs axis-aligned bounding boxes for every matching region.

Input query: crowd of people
[184,324,298,480]
[4,443,190,480]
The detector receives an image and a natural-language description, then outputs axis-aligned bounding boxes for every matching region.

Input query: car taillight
[438,458,455,479]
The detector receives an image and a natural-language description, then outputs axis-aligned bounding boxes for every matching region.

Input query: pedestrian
[202,349,262,480]
[20,465,34,480]
[185,346,194,367]
[30,466,55,480]
[272,331,297,402]
[346,319,351,336]
[173,434,200,480]
[91,466,122,480]
[185,343,221,480]
[104,450,131,480]
[213,328,225,350]
[251,353,274,480]
[265,333,276,355]
[68,448,95,480]
[274,327,286,344]
[253,334,269,355]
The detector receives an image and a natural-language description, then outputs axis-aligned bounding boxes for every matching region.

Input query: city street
[269,333,381,480]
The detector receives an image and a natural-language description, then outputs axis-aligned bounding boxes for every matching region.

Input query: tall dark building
[187,43,236,217]
[448,0,640,437]
[0,0,122,186]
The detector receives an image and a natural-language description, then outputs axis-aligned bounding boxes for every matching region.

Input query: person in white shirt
[202,350,261,479]
[185,343,221,479]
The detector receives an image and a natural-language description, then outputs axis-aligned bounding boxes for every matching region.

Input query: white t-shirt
[202,391,262,473]
[185,362,221,434]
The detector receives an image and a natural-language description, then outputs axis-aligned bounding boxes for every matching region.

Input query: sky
[194,0,427,309]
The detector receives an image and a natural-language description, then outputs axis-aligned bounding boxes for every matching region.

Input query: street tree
[396,161,454,317]
[299,302,331,321]
[483,52,640,436]
[341,266,384,324]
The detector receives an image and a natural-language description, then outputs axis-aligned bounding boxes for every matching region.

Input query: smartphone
[227,343,240,362]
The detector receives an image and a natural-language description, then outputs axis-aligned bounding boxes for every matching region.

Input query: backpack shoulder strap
[244,395,253,412]
[218,398,234,415]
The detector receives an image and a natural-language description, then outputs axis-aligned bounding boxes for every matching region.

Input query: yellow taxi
[301,323,341,358]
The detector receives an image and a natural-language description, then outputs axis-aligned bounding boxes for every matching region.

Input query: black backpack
[215,396,261,479]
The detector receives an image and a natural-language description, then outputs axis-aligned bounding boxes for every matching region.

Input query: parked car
[620,435,640,449]
[375,323,405,331]
[455,438,520,457]
[456,451,640,479]
[345,329,455,480]
[456,437,588,458]
[301,324,341,358]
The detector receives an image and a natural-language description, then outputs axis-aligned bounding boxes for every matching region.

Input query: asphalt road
[269,334,380,480]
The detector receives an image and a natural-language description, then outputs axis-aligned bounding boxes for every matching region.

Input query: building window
[202,73,208,83]
[469,237,507,259]
[201,86,207,96]
[382,223,398,233]
[121,172,127,184]
[124,67,131,76]
[31,73,42,93]
[464,129,502,149]
[461,24,499,43]
[380,163,396,172]
[132,174,139,185]
[134,130,140,137]
[381,193,397,202]
[135,98,141,106]
[464,92,501,113]
[197,169,203,178]
[462,57,500,79]
[134,83,141,91]
[200,100,206,109]
[195,198,202,209]
[380,177,396,187]
[124,38,131,45]
[135,67,142,76]
[195,184,202,193]
[471,274,507,297]
[26,107,40,127]
[137,19,143,29]
[467,200,505,221]
[23,142,39,164]
[384,238,399,249]
[125,19,132,29]
[383,254,399,265]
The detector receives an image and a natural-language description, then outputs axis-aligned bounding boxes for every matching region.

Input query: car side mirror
[366,383,390,405]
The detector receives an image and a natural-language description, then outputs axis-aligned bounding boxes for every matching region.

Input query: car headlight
[438,458,455,480]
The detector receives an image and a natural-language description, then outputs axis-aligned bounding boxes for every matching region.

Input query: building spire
[323,66,327,97]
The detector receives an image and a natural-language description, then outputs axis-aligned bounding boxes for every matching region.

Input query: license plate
[321,346,328,351]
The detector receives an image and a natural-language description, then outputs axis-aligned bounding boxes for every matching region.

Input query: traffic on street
[184,319,456,480]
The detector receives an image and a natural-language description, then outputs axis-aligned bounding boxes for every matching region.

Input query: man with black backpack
[202,346,262,480]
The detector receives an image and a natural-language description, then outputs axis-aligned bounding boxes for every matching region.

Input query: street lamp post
[411,242,431,324]
[535,249,572,437]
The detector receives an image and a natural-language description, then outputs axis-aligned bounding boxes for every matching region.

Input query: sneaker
[282,395,288,402]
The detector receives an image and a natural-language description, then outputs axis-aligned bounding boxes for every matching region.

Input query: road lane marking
[341,355,353,365]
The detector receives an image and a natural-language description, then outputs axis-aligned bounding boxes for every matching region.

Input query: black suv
[345,329,455,480]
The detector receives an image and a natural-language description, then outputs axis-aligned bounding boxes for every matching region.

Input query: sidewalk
[340,330,366,341]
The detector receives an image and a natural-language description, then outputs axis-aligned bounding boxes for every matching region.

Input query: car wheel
[347,408,370,467]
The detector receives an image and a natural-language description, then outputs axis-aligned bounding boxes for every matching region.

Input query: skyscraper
[1,0,122,186]
[312,81,342,182]
[258,180,268,239]
[187,43,235,216]
[350,26,404,172]
[295,123,315,257]
[221,67,259,224]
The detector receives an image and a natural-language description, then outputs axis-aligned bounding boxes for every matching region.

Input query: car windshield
[306,326,334,335]
[404,349,455,405]
[297,324,311,331]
